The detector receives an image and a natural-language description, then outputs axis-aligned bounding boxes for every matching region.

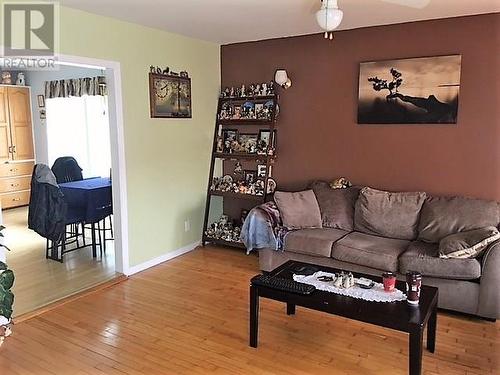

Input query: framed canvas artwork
[149,73,192,118]
[357,55,461,124]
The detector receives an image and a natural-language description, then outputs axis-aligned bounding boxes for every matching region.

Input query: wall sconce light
[274,69,292,89]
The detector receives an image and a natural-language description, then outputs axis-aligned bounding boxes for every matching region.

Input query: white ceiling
[57,0,500,44]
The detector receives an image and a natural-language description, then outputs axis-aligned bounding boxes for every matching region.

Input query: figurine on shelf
[234,162,243,174]
[205,215,242,244]
[240,84,246,97]
[216,137,224,153]
[229,87,235,97]
[261,83,268,96]
[1,72,12,85]
[267,81,275,96]
[249,84,255,96]
[254,84,261,96]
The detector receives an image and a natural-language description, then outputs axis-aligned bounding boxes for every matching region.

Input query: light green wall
[54,7,220,266]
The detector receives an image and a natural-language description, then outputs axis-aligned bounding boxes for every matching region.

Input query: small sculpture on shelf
[210,174,266,197]
[261,83,268,96]
[267,81,275,96]
[219,81,276,99]
[205,215,242,243]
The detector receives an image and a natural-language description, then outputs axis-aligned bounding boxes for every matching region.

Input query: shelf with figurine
[213,152,275,161]
[214,126,276,157]
[209,170,276,200]
[204,215,244,248]
[202,81,280,251]
[218,82,278,123]
[219,82,276,100]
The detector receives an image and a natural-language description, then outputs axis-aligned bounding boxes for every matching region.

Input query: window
[46,95,111,178]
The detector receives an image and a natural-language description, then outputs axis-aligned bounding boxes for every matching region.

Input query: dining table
[59,177,113,257]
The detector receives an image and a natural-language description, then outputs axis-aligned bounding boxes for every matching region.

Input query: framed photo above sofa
[357,55,461,124]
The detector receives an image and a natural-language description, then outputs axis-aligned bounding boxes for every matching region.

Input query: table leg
[91,222,96,258]
[287,303,296,315]
[249,285,259,348]
[427,303,437,353]
[409,327,423,375]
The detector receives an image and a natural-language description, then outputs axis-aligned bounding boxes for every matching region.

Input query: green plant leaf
[0,286,14,319]
[0,270,14,289]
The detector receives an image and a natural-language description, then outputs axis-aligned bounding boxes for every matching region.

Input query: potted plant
[0,225,13,346]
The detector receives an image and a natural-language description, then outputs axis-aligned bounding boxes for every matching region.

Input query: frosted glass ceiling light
[316,0,343,40]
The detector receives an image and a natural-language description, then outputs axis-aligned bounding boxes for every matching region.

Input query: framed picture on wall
[149,73,192,118]
[357,55,461,124]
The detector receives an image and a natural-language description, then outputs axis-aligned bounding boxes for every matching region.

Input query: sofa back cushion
[418,196,500,243]
[274,190,322,229]
[310,181,360,231]
[354,187,427,240]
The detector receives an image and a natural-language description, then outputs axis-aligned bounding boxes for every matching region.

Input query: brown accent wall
[221,14,500,201]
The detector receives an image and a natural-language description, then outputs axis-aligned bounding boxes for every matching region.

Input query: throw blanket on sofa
[241,202,293,253]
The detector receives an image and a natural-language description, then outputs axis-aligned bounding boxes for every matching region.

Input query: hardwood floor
[0,246,498,374]
[3,206,117,317]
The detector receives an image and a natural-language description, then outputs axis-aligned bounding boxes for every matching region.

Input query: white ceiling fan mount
[315,0,432,40]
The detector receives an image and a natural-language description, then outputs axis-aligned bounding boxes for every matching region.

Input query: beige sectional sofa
[258,182,500,320]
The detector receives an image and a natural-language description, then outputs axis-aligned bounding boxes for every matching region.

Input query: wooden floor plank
[0,246,498,374]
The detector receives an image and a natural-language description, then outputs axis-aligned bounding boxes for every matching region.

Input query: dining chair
[51,156,83,184]
[28,164,87,262]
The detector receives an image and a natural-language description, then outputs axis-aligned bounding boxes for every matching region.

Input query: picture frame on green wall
[149,73,192,118]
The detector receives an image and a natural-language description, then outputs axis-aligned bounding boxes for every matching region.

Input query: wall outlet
[184,220,191,232]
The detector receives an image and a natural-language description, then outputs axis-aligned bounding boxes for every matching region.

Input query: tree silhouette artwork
[367,68,454,122]
[368,68,403,96]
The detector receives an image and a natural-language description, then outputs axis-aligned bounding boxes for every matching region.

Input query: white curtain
[46,95,111,179]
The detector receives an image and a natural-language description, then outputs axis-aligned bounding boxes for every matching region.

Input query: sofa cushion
[354,187,426,240]
[439,226,500,259]
[331,231,410,272]
[284,228,349,257]
[400,241,481,280]
[418,196,500,243]
[310,181,360,231]
[274,190,322,229]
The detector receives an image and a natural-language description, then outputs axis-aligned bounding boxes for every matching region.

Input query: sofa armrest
[241,202,281,253]
[477,241,500,319]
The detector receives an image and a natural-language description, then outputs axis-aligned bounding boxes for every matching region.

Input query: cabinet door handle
[12,145,16,153]
[8,146,12,154]
[12,198,21,201]
[10,183,20,187]
[9,168,18,172]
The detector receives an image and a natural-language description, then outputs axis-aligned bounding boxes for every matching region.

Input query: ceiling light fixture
[316,0,343,40]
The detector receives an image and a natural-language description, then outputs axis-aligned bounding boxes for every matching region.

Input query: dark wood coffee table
[249,260,438,375]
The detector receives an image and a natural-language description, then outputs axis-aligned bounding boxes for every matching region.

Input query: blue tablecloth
[59,177,112,224]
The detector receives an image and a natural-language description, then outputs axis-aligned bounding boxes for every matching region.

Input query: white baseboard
[126,240,201,276]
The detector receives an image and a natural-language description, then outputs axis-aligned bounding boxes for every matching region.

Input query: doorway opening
[0,55,129,317]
